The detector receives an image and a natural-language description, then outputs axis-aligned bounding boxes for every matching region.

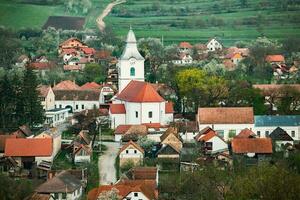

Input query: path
[96,0,126,32]
[98,141,120,185]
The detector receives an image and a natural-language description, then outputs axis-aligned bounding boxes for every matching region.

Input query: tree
[276,86,300,114]
[137,136,156,153]
[18,67,44,128]
[0,174,33,199]
[83,63,106,83]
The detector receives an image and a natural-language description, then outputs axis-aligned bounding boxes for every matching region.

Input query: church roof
[120,28,144,61]
[116,81,165,103]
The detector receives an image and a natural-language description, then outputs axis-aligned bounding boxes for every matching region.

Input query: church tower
[118,28,145,92]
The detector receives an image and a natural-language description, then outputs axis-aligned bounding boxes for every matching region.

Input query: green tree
[18,67,44,128]
[83,63,106,83]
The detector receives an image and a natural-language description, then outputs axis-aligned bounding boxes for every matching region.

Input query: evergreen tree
[18,67,44,128]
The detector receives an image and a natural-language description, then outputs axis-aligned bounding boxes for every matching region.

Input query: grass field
[0,0,300,45]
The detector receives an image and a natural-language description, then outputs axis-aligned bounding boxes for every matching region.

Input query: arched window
[130,67,135,76]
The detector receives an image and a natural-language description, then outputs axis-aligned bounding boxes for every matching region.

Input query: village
[0,24,300,199]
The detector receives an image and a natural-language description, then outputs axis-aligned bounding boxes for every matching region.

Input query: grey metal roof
[255,115,300,127]
[120,28,144,60]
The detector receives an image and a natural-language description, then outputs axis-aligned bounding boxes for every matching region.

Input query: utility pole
[99,123,102,153]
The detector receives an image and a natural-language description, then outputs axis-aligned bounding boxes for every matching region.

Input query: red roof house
[231,138,272,154]
[53,80,80,90]
[266,55,285,63]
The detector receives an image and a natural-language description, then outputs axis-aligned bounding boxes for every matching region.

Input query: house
[224,52,243,66]
[87,179,158,200]
[35,128,61,159]
[11,125,33,138]
[235,128,256,139]
[4,138,53,169]
[231,137,273,164]
[35,170,84,200]
[206,38,223,52]
[72,130,92,163]
[15,54,29,68]
[194,127,228,154]
[178,42,193,53]
[156,143,180,159]
[122,167,159,186]
[177,121,199,142]
[114,125,148,142]
[160,127,182,150]
[226,47,249,57]
[53,80,81,90]
[38,85,55,111]
[254,115,300,140]
[29,60,55,77]
[265,55,285,64]
[197,107,255,141]
[172,53,193,65]
[150,83,177,100]
[269,127,294,151]
[58,37,88,54]
[80,82,101,90]
[118,140,144,166]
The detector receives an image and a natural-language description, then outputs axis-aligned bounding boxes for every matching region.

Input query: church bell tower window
[130,67,135,76]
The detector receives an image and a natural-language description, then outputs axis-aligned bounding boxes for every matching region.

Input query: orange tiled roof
[235,128,256,138]
[80,47,96,55]
[37,85,51,97]
[198,107,254,124]
[115,125,132,135]
[231,138,272,154]
[116,81,165,102]
[5,138,53,157]
[266,55,285,62]
[80,82,101,90]
[110,104,126,114]
[179,42,193,49]
[0,135,16,152]
[165,102,174,113]
[53,80,80,90]
[118,140,144,155]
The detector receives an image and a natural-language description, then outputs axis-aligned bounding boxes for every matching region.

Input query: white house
[194,127,228,154]
[197,107,255,141]
[206,38,223,52]
[172,53,193,65]
[253,115,300,140]
[109,28,174,129]
[118,140,144,166]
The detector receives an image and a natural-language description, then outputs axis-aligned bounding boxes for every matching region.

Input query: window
[228,130,236,138]
[134,193,138,197]
[257,131,261,137]
[54,193,59,199]
[134,150,137,154]
[205,142,213,150]
[76,105,79,110]
[130,67,135,76]
[126,150,129,154]
[59,104,62,108]
[62,193,67,199]
[265,131,269,137]
[148,111,153,118]
[82,104,84,109]
[216,130,224,138]
[291,131,295,137]
[135,111,138,118]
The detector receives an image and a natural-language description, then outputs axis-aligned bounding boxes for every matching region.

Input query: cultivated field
[1,0,300,45]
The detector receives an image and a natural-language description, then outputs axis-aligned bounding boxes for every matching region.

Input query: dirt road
[98,141,120,185]
[96,0,126,32]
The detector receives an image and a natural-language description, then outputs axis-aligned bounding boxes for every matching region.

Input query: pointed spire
[120,28,144,60]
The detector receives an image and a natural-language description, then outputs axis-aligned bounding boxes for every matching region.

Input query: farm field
[0,0,300,45]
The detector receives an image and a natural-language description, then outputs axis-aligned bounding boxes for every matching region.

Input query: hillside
[0,0,300,45]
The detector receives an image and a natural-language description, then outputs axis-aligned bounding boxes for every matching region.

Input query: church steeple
[120,28,144,61]
[118,28,145,92]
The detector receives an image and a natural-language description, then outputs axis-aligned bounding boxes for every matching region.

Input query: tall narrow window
[130,67,135,76]
[148,111,153,118]
[135,111,138,118]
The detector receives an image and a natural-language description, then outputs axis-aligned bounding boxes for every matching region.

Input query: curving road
[98,141,120,185]
[96,0,127,32]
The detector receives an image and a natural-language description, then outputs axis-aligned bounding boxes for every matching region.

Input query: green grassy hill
[0,0,300,46]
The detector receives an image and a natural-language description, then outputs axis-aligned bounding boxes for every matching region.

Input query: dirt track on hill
[96,0,126,32]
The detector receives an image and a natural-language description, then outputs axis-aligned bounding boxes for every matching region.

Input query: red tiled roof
[118,140,144,155]
[0,135,16,152]
[80,82,101,90]
[195,127,218,142]
[115,125,132,135]
[253,84,300,94]
[53,80,80,90]
[5,138,53,157]
[231,138,273,154]
[116,81,165,102]
[94,50,111,59]
[235,128,256,138]
[59,37,85,47]
[80,47,96,55]
[110,104,126,114]
[266,55,285,62]
[61,48,77,55]
[198,107,254,124]
[37,85,51,97]
[165,102,174,113]
[30,62,53,70]
[179,42,193,49]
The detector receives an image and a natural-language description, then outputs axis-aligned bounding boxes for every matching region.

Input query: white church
[109,28,174,128]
